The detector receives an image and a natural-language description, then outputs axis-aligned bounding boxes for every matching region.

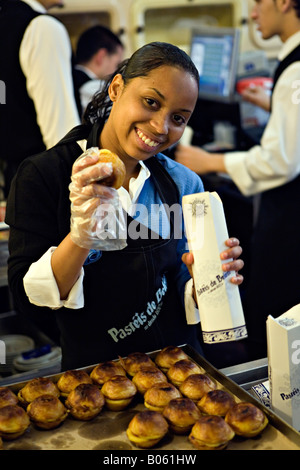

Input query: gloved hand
[69,148,127,250]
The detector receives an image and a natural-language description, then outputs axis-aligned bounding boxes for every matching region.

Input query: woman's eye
[145,98,158,108]
[173,114,186,125]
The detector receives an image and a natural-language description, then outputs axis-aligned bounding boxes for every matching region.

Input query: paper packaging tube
[267,305,300,431]
[182,191,247,343]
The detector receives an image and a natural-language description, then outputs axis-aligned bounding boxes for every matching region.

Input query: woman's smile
[135,128,163,150]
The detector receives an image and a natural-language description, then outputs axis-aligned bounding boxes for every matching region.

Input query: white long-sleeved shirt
[23,140,199,323]
[20,0,80,148]
[225,30,300,196]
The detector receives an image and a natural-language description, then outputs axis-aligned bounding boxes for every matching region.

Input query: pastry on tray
[57,369,93,397]
[167,359,203,387]
[198,389,236,417]
[90,360,126,386]
[179,373,217,402]
[27,395,68,430]
[189,415,235,450]
[155,346,189,372]
[18,377,60,406]
[132,367,168,395]
[65,383,105,420]
[0,404,30,440]
[126,410,168,448]
[101,375,137,411]
[162,397,201,434]
[119,352,156,376]
[144,382,182,412]
[0,386,19,408]
[225,402,268,437]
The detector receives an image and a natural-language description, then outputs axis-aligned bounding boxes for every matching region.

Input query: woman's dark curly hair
[83,41,199,126]
[292,0,300,17]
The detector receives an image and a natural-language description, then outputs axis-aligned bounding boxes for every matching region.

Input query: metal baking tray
[3,344,300,450]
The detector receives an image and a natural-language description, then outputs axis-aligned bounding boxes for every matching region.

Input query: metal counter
[220,357,268,390]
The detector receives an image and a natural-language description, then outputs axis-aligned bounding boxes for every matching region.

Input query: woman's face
[101,65,198,164]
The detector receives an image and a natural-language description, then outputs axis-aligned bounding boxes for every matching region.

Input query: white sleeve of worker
[225,63,300,196]
[184,278,200,325]
[23,247,84,310]
[20,15,80,149]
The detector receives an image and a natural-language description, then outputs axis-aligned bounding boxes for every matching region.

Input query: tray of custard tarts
[1,344,300,451]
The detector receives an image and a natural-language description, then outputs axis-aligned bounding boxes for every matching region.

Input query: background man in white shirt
[175,0,300,360]
[73,25,124,117]
[0,0,80,196]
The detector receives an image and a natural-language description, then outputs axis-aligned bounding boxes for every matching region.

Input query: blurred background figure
[0,0,80,198]
[175,0,300,361]
[0,0,81,342]
[73,25,124,117]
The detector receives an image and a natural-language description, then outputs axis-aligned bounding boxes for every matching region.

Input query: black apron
[54,124,202,369]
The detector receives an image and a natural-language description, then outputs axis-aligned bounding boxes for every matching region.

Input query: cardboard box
[267,305,300,431]
[182,191,247,344]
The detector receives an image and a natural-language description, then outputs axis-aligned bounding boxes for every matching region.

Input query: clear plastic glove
[69,148,127,251]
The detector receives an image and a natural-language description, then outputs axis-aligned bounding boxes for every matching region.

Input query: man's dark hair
[76,25,123,64]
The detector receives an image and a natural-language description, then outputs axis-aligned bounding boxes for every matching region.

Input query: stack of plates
[13,346,62,372]
[0,335,35,374]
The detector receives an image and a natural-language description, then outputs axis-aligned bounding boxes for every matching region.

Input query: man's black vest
[72,67,91,116]
[271,43,300,105]
[0,0,45,168]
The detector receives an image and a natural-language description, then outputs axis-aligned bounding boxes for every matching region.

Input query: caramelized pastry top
[101,375,137,400]
[144,383,181,410]
[155,346,188,371]
[167,359,202,386]
[190,415,235,446]
[225,402,268,437]
[128,410,168,438]
[132,367,168,395]
[163,397,201,427]
[65,383,105,410]
[18,377,60,405]
[0,405,30,434]
[57,369,93,395]
[179,374,216,401]
[27,395,67,422]
[120,352,155,376]
[90,361,126,385]
[0,387,19,408]
[198,389,236,416]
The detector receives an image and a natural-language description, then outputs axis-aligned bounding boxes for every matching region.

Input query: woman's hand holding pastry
[70,151,116,208]
[69,149,118,248]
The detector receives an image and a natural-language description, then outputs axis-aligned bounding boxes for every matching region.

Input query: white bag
[267,304,300,431]
[182,191,247,343]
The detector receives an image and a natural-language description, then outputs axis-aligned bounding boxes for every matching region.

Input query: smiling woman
[99,65,198,179]
[5,42,244,370]
[84,42,199,182]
